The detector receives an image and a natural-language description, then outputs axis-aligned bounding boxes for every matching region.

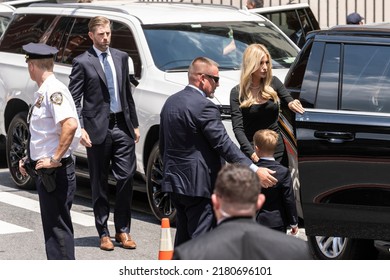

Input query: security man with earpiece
[19,43,81,260]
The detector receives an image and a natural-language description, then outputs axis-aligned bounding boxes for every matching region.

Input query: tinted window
[111,21,141,79]
[316,43,340,109]
[57,17,90,65]
[261,8,319,49]
[0,14,56,53]
[299,42,324,108]
[143,21,297,72]
[46,16,73,62]
[341,44,390,113]
[55,18,142,79]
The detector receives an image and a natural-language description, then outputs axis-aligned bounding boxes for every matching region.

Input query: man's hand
[256,167,277,188]
[80,128,92,147]
[19,158,27,177]
[35,157,62,170]
[134,127,140,143]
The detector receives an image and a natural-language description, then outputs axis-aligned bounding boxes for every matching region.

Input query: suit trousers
[87,117,136,238]
[36,158,76,260]
[170,193,215,247]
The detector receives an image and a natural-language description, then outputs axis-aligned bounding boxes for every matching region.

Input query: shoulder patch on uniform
[50,92,63,105]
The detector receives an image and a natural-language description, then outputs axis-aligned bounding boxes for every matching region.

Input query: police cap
[346,12,364,24]
[22,43,58,60]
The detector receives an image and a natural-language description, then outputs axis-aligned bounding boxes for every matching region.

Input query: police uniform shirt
[29,74,81,161]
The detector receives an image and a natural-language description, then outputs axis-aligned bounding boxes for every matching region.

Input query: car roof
[316,23,390,37]
[17,2,268,25]
[249,3,310,14]
[0,3,15,17]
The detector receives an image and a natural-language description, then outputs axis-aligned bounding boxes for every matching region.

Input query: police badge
[35,95,44,108]
[50,92,63,105]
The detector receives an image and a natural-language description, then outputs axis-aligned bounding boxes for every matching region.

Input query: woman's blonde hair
[239,44,279,107]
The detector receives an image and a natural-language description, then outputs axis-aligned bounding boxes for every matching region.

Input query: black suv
[284,24,390,259]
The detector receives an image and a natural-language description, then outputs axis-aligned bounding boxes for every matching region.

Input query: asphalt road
[0,166,169,260]
[0,155,388,260]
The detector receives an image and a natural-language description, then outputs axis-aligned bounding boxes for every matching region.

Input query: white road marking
[0,191,113,227]
[0,220,32,234]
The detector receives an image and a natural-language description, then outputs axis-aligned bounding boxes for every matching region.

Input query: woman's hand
[288,99,305,114]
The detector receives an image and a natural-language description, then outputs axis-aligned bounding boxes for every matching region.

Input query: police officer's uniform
[23,43,81,260]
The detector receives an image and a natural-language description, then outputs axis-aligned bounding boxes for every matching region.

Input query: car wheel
[6,112,35,189]
[308,235,377,259]
[146,142,176,223]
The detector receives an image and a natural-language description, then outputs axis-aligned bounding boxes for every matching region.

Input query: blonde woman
[230,44,304,165]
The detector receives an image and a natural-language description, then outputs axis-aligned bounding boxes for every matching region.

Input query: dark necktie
[101,52,116,112]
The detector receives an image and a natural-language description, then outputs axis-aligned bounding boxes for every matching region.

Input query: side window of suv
[341,44,390,113]
[52,18,142,79]
[0,14,56,53]
[316,43,340,110]
[55,17,91,65]
[110,21,141,79]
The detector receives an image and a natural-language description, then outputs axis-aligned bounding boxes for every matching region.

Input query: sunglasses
[199,73,220,83]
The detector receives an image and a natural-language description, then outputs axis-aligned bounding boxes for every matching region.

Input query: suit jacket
[256,159,298,228]
[159,86,252,198]
[173,217,312,260]
[69,47,139,144]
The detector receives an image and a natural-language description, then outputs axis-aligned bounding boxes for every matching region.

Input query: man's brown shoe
[115,233,137,249]
[100,236,114,251]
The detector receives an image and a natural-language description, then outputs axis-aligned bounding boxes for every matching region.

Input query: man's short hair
[214,164,260,205]
[88,16,110,32]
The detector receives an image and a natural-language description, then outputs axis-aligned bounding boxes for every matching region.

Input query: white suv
[0,1,299,221]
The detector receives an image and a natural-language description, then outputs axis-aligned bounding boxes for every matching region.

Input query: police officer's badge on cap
[22,43,58,60]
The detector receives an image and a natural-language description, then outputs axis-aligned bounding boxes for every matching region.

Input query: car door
[295,38,390,240]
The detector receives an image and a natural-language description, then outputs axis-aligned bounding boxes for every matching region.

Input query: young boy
[253,129,299,234]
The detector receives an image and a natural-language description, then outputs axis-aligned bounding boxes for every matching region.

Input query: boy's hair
[253,129,279,155]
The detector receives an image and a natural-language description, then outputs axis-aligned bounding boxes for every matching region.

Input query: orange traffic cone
[158,218,174,260]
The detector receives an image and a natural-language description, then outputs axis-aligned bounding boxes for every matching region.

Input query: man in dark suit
[173,164,312,260]
[69,16,140,251]
[160,57,278,247]
[254,129,299,234]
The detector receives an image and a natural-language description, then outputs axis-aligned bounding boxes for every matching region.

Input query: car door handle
[314,131,355,143]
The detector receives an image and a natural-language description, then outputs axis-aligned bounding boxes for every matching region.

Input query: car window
[143,21,297,72]
[341,44,390,113]
[55,17,91,65]
[53,18,142,79]
[260,8,319,49]
[110,21,141,79]
[0,14,56,53]
[316,43,340,109]
[299,42,324,108]
[0,15,11,37]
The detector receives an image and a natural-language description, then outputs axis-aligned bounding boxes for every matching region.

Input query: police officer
[19,43,81,260]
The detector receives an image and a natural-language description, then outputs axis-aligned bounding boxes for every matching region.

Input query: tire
[146,142,176,223]
[6,112,35,190]
[308,235,378,260]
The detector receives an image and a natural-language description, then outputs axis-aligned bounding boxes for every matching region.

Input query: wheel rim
[150,150,175,218]
[8,120,29,185]
[315,236,347,258]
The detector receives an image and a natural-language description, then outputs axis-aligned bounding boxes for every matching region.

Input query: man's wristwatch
[50,156,61,164]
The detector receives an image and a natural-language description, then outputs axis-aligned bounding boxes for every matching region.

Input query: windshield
[143,21,297,72]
